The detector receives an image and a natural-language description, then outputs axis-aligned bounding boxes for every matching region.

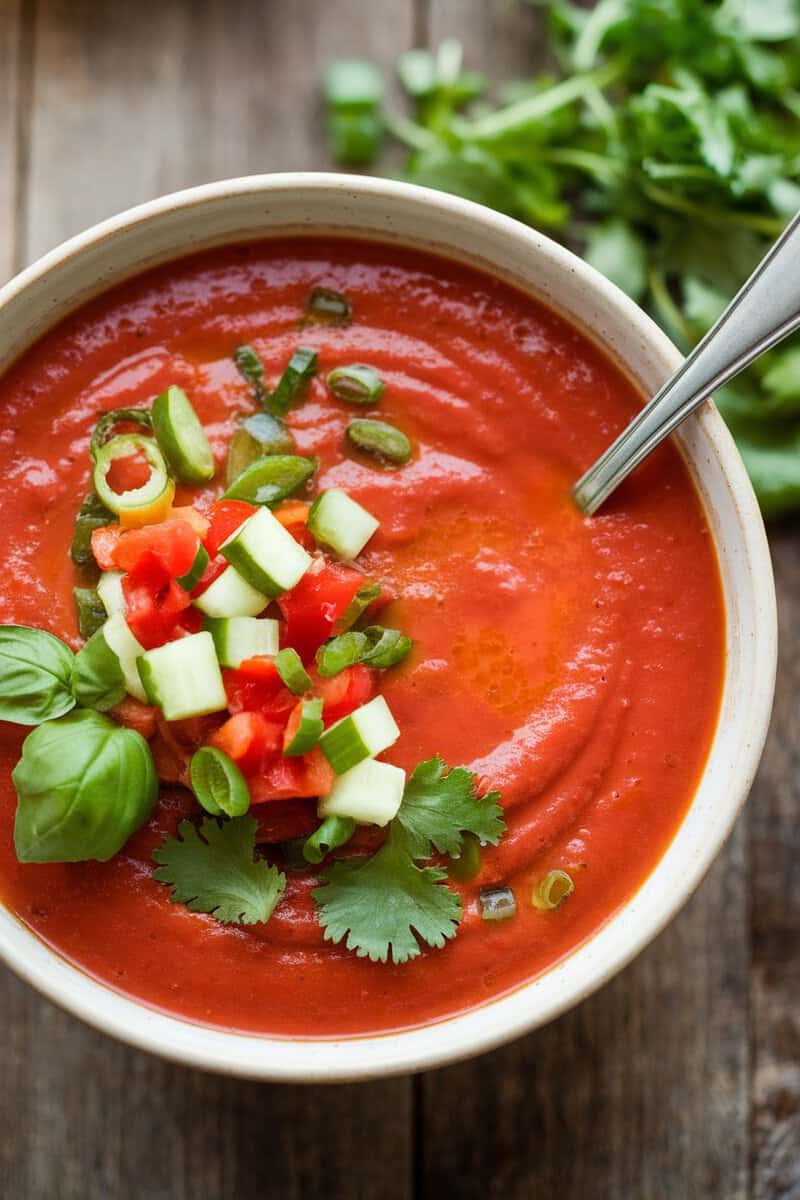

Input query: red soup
[0,239,724,1036]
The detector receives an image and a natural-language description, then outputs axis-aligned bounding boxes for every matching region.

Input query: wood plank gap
[12,0,35,275]
[412,0,430,47]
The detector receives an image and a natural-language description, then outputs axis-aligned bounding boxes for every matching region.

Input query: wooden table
[0,3,797,1196]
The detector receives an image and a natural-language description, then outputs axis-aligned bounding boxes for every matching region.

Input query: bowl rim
[0,172,777,1081]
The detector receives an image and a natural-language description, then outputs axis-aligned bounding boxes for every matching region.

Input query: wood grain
[0,0,24,281]
[749,527,800,1200]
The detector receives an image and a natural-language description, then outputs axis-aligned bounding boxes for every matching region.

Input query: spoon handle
[573,209,800,515]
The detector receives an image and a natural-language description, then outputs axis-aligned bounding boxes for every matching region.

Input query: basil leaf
[13,709,158,863]
[0,625,76,725]
[316,631,369,677]
[316,625,413,676]
[361,626,413,669]
[70,627,126,711]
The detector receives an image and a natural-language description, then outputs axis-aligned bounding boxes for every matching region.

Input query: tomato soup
[0,239,724,1036]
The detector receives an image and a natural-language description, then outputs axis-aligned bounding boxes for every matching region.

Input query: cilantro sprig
[313,757,505,964]
[152,814,285,925]
[323,3,800,516]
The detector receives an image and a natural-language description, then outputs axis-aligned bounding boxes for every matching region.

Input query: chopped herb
[267,347,318,417]
[334,581,383,634]
[70,492,115,566]
[327,363,385,405]
[316,625,412,677]
[303,287,352,327]
[152,814,285,925]
[233,344,266,398]
[73,586,107,639]
[346,418,412,465]
[396,756,505,860]
[223,454,318,507]
[274,646,313,694]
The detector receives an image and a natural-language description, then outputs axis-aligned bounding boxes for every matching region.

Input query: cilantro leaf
[152,815,285,925]
[313,828,461,964]
[396,756,505,861]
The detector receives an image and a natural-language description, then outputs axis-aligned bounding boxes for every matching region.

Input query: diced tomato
[91,524,123,570]
[273,500,314,550]
[209,712,283,776]
[278,561,364,661]
[113,519,199,578]
[312,663,374,725]
[170,505,210,539]
[122,567,192,649]
[253,798,318,844]
[172,607,204,637]
[223,658,296,720]
[191,553,227,598]
[249,749,335,803]
[108,697,159,740]
[204,499,258,557]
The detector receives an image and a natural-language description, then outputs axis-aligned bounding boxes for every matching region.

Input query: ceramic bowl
[0,174,777,1080]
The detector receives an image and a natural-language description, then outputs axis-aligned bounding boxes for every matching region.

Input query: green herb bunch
[324,0,800,516]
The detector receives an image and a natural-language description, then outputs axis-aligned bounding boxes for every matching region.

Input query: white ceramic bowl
[0,174,777,1081]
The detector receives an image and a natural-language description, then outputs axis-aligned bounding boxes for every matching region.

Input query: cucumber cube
[220,506,311,597]
[308,488,379,560]
[318,695,400,774]
[137,631,227,721]
[318,758,406,826]
[192,565,268,618]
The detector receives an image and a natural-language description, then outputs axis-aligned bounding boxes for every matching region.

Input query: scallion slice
[225,413,294,485]
[223,454,317,507]
[190,746,250,819]
[151,385,215,483]
[233,344,265,395]
[274,647,313,694]
[533,869,575,911]
[267,348,318,417]
[346,418,412,466]
[284,698,325,757]
[303,287,351,326]
[479,886,516,922]
[90,408,152,462]
[73,587,107,639]
[92,434,172,518]
[302,814,356,865]
[327,364,384,406]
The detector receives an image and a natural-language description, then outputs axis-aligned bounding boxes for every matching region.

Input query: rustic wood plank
[749,527,800,1200]
[419,4,751,1197]
[22,0,415,263]
[2,2,416,1198]
[0,0,24,282]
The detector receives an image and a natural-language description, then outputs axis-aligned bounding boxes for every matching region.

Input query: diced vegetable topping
[283,697,325,756]
[93,433,173,518]
[273,646,313,694]
[533,869,575,910]
[220,505,312,597]
[226,413,294,485]
[303,287,352,326]
[479,886,517,922]
[302,814,356,865]
[151,386,215,483]
[176,545,210,592]
[267,348,318,417]
[71,492,115,565]
[318,758,406,827]
[307,487,379,560]
[96,571,126,617]
[204,615,279,668]
[192,566,268,619]
[346,418,412,465]
[190,746,251,818]
[318,695,400,774]
[102,613,148,703]
[73,587,107,639]
[223,454,317,507]
[327,363,384,405]
[137,631,227,721]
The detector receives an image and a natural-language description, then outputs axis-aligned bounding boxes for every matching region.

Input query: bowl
[0,174,777,1081]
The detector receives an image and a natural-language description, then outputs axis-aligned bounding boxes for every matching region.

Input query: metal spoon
[572,209,800,515]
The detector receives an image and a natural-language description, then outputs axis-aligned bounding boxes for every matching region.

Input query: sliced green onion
[479,885,516,922]
[327,364,384,405]
[362,626,413,669]
[233,344,265,394]
[334,581,382,634]
[92,434,172,518]
[303,288,351,327]
[274,647,312,695]
[90,408,152,462]
[151,385,215,483]
[267,347,318,417]
[223,454,317,507]
[447,834,482,883]
[346,418,412,466]
[533,869,575,911]
[73,587,107,639]
[176,545,210,592]
[70,491,115,565]
[303,815,356,865]
[284,697,324,756]
[225,413,294,485]
[190,746,250,818]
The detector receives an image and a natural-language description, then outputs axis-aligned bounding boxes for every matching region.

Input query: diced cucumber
[102,612,147,702]
[203,616,279,668]
[284,698,324,756]
[318,758,406,827]
[192,565,268,618]
[318,695,400,774]
[97,570,126,617]
[220,505,311,597]
[137,631,227,721]
[307,488,379,560]
[151,385,215,483]
[176,544,210,592]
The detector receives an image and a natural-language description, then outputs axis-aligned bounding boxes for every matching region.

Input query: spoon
[572,208,800,515]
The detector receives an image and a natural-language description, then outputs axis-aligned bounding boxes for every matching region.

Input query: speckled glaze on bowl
[0,175,777,1081]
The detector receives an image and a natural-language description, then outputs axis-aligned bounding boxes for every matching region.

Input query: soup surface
[0,239,724,1035]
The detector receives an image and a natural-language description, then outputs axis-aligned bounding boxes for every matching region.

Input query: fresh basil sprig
[13,709,157,863]
[0,626,77,725]
[316,625,413,677]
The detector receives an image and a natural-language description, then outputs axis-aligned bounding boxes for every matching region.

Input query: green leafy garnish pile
[324,1,800,516]
[314,757,504,963]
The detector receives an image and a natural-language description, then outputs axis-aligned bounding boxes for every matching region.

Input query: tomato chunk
[204,499,258,557]
[249,749,335,803]
[253,798,318,844]
[122,567,192,649]
[113,519,199,578]
[91,524,123,570]
[223,659,296,720]
[312,663,374,725]
[278,562,364,661]
[209,712,283,776]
